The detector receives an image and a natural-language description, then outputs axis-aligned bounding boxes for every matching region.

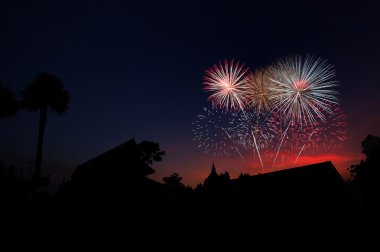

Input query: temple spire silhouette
[204,161,219,188]
[211,161,216,174]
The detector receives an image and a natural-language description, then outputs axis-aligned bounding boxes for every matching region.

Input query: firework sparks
[272,122,291,168]
[246,69,273,113]
[230,110,277,169]
[231,111,276,149]
[268,55,339,125]
[294,105,348,163]
[269,114,306,167]
[192,107,244,159]
[203,59,250,112]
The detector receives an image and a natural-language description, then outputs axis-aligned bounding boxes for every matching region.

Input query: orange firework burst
[246,69,273,113]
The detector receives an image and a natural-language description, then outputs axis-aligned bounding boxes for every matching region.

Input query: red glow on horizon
[248,153,363,181]
[152,150,363,188]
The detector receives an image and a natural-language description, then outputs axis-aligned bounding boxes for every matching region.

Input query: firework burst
[192,107,244,158]
[246,69,273,113]
[203,59,250,112]
[268,55,339,125]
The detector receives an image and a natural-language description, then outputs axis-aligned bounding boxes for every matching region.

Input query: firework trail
[272,122,291,168]
[268,55,339,126]
[294,131,315,164]
[192,107,244,160]
[221,126,246,163]
[294,105,348,163]
[251,131,263,168]
[269,114,306,167]
[203,59,250,112]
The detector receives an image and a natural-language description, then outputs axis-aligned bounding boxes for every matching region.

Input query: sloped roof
[230,161,355,210]
[72,139,155,181]
[251,161,343,182]
[233,161,344,184]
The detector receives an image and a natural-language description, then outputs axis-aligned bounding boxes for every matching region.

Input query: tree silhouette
[349,135,380,179]
[21,73,69,188]
[138,140,166,165]
[163,173,185,188]
[349,135,380,206]
[361,135,380,161]
[0,83,18,120]
[219,171,230,182]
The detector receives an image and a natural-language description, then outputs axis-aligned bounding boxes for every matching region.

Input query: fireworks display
[203,59,250,112]
[193,55,347,170]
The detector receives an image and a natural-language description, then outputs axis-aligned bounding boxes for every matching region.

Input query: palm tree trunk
[34,105,48,191]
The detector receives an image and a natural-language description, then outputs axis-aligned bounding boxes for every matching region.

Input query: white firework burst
[203,59,250,112]
[268,55,339,125]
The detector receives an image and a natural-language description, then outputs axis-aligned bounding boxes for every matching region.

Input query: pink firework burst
[203,59,250,112]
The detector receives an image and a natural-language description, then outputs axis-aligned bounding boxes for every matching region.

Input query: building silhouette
[59,139,162,202]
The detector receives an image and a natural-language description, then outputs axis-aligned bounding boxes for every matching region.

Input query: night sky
[1,0,380,188]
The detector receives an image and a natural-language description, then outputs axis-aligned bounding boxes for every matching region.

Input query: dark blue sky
[1,0,379,187]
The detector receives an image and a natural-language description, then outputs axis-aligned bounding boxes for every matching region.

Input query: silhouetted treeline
[2,135,380,251]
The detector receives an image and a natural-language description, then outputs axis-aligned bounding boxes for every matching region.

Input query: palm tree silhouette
[0,83,18,120]
[21,73,69,188]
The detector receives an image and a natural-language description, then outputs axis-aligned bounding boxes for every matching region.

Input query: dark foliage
[349,135,380,207]
[137,140,166,165]
[163,173,185,189]
[21,73,69,114]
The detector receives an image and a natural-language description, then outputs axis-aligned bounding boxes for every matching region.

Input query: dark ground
[2,162,379,252]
